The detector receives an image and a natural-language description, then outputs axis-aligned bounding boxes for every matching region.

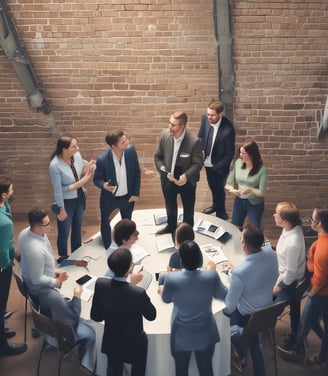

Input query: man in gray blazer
[154,111,203,234]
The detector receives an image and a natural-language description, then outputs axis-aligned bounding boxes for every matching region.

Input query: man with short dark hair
[94,131,141,249]
[198,100,235,219]
[91,247,156,376]
[154,111,203,235]
[224,224,278,375]
[19,207,68,300]
[277,207,328,368]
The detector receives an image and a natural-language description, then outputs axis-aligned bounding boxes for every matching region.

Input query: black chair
[31,303,84,376]
[232,300,289,376]
[12,271,31,343]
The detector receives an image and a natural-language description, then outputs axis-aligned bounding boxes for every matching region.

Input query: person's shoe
[56,255,68,264]
[305,354,328,368]
[280,333,296,351]
[203,206,215,215]
[5,330,16,339]
[277,345,305,363]
[156,226,173,235]
[4,311,13,320]
[217,213,229,220]
[0,342,27,356]
[31,328,42,338]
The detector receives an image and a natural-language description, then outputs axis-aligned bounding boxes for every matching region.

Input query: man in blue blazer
[154,111,203,234]
[198,100,235,219]
[94,131,141,249]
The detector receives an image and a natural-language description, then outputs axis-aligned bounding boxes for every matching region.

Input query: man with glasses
[18,207,68,302]
[278,208,328,368]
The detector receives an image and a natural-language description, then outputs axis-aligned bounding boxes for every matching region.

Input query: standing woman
[0,176,27,355]
[159,241,227,376]
[273,202,306,348]
[225,140,267,229]
[49,136,95,263]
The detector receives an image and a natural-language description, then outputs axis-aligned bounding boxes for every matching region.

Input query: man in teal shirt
[0,175,27,356]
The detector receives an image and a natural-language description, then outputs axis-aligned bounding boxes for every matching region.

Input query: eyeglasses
[39,220,51,227]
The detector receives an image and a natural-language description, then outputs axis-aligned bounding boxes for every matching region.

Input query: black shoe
[203,206,215,215]
[156,226,173,235]
[280,333,296,351]
[217,213,229,220]
[0,342,27,356]
[31,328,42,338]
[56,256,68,264]
[5,331,16,339]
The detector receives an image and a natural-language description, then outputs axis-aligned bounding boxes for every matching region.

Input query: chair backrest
[31,304,76,355]
[242,300,288,345]
[13,271,29,300]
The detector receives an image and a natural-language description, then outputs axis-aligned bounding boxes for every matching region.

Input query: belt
[115,195,128,200]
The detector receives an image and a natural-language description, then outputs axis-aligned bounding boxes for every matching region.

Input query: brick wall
[0,0,328,241]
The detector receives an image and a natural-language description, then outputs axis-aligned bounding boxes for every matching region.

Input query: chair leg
[37,340,47,376]
[271,329,278,376]
[24,298,27,343]
[58,354,64,376]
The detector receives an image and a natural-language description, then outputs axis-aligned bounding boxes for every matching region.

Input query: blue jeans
[57,196,84,257]
[294,295,328,362]
[230,309,265,376]
[276,281,300,337]
[231,196,264,229]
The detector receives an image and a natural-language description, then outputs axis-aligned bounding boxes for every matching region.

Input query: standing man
[198,100,235,219]
[91,247,156,376]
[223,224,278,375]
[154,111,203,235]
[0,176,27,356]
[277,207,328,368]
[94,131,141,249]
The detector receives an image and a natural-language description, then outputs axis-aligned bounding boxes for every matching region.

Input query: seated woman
[159,240,227,376]
[167,222,195,272]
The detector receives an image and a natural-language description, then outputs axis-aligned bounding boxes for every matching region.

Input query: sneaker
[277,345,305,363]
[5,330,16,339]
[0,342,27,356]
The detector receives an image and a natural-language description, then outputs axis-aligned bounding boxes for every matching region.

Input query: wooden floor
[0,220,324,376]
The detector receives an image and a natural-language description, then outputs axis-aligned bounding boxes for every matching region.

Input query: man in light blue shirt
[224,224,278,376]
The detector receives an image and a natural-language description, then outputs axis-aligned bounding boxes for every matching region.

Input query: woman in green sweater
[225,140,267,229]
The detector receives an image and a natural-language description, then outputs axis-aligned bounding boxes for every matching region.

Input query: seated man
[18,207,68,303]
[38,285,96,375]
[91,247,156,376]
[223,224,278,376]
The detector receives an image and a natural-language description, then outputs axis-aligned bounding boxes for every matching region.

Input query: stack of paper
[195,219,228,240]
[201,243,228,264]
[155,234,175,253]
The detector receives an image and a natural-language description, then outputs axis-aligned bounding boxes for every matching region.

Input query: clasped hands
[167,172,187,186]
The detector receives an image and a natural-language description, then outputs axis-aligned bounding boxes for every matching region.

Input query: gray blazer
[154,129,203,186]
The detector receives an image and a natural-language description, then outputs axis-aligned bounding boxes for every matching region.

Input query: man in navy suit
[94,131,141,249]
[154,111,203,235]
[91,247,156,376]
[198,100,235,219]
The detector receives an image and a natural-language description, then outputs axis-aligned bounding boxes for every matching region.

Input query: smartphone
[76,274,92,285]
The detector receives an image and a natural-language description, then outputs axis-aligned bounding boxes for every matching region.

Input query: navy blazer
[90,278,156,356]
[93,145,141,213]
[198,114,235,175]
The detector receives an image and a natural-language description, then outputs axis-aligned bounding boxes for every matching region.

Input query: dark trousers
[0,265,12,346]
[101,196,134,249]
[205,167,228,218]
[162,181,196,231]
[276,281,299,337]
[106,336,148,376]
[57,196,85,257]
[172,343,215,376]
